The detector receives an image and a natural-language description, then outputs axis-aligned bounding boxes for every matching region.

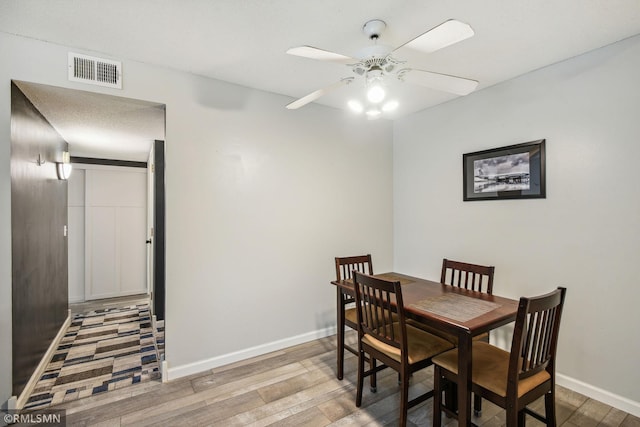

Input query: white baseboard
[16,310,71,410]
[167,326,336,381]
[557,373,640,418]
[161,361,169,383]
[5,396,17,410]
[84,290,147,301]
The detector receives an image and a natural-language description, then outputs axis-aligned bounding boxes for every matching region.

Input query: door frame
[152,140,166,321]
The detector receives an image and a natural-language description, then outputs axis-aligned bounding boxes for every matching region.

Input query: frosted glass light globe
[366,85,385,103]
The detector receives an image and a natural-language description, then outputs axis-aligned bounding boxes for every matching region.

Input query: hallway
[23,295,162,411]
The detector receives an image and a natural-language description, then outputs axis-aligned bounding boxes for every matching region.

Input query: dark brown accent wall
[11,82,68,396]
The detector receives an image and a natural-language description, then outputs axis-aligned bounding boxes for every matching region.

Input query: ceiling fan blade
[286,78,354,110]
[286,46,355,65]
[394,19,474,54]
[402,69,478,96]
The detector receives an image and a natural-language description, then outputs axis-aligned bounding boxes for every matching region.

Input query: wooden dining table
[332,272,519,427]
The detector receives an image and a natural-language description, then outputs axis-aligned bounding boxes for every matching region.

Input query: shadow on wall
[193,77,252,111]
[315,307,337,335]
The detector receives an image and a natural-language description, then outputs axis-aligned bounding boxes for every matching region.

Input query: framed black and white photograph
[463,139,546,201]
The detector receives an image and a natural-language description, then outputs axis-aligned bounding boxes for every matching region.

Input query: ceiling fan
[285,19,478,116]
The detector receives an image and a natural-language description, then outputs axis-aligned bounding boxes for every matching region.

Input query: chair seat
[345,307,358,325]
[406,320,489,344]
[362,323,454,365]
[432,341,551,398]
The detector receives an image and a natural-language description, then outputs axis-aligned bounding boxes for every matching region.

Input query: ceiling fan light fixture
[367,84,385,103]
[382,100,399,112]
[285,18,478,112]
[348,100,364,113]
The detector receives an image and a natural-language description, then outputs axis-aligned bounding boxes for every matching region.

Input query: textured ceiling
[15,81,165,162]
[2,0,640,160]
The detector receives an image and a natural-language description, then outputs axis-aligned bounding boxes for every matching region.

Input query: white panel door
[85,168,147,300]
[87,206,117,298]
[118,206,147,294]
[68,169,86,302]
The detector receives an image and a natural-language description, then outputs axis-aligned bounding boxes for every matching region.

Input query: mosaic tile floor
[156,319,165,360]
[24,304,161,411]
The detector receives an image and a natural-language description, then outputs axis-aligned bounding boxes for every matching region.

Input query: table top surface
[332,271,519,335]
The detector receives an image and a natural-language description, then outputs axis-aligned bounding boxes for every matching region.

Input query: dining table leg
[336,288,346,380]
[457,330,473,427]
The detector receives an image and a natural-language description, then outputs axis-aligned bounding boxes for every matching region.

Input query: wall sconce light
[56,151,72,180]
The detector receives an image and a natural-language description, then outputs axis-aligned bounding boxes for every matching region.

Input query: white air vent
[68,52,122,89]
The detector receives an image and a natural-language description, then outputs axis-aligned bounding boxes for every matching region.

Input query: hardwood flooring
[51,331,638,426]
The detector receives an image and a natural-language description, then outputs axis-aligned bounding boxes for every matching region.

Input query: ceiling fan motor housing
[362,19,386,40]
[352,56,402,77]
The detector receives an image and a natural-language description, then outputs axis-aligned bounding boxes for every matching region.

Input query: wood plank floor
[51,331,638,426]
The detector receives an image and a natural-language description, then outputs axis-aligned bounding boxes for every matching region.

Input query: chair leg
[518,409,526,426]
[433,366,443,427]
[475,331,487,416]
[399,367,410,427]
[506,404,518,427]
[370,357,377,392]
[474,393,483,416]
[545,390,557,427]
[444,382,458,415]
[356,350,365,407]
[336,332,344,380]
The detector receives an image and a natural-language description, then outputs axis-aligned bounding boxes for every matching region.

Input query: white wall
[165,75,393,376]
[0,32,394,402]
[394,34,640,415]
[0,40,12,411]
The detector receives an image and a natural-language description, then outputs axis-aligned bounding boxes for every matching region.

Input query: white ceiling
[2,0,640,160]
[15,81,165,162]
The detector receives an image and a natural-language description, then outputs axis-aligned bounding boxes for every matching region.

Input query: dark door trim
[153,140,166,320]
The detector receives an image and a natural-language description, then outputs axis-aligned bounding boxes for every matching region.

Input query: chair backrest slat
[354,271,406,354]
[335,255,373,303]
[509,287,566,386]
[441,258,495,294]
[336,255,373,279]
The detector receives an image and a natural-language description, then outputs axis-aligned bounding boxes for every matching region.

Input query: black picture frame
[463,139,546,201]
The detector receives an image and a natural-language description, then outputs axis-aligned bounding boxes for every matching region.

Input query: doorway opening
[10,80,166,409]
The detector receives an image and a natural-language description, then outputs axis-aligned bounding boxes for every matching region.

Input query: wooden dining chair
[353,271,455,427]
[410,259,496,340]
[334,254,374,380]
[442,257,496,414]
[409,258,496,414]
[432,287,567,427]
[441,258,495,294]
